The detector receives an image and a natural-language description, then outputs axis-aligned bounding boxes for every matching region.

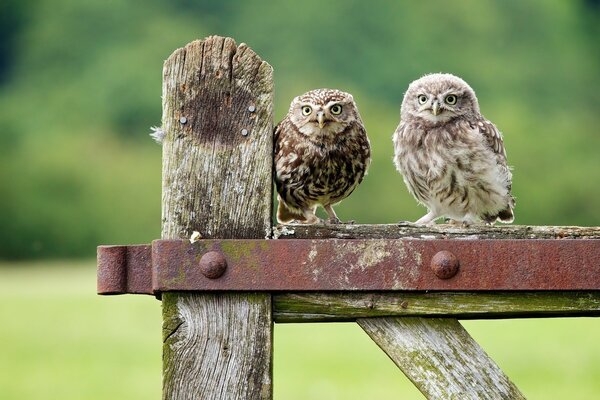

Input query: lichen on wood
[274,223,600,240]
[358,317,526,399]
[273,291,600,322]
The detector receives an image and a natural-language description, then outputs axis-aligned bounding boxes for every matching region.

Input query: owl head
[401,73,480,125]
[288,88,360,137]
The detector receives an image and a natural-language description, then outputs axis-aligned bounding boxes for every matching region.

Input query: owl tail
[497,207,514,223]
[277,199,307,223]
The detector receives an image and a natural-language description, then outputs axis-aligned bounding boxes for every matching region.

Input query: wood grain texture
[163,293,272,399]
[274,223,600,240]
[358,317,526,399]
[162,36,273,239]
[161,36,273,400]
[273,291,600,322]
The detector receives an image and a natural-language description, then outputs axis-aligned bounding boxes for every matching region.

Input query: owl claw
[415,211,438,225]
[327,216,341,224]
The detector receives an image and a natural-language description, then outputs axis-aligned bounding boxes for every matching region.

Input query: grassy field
[1,261,599,399]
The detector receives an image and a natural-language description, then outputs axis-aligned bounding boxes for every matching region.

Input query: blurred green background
[0,0,598,399]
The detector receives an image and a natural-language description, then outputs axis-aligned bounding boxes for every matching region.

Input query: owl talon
[415,211,438,225]
[290,218,324,225]
[445,219,466,226]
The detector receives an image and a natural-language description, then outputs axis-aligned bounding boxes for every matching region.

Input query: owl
[274,89,371,224]
[392,73,514,225]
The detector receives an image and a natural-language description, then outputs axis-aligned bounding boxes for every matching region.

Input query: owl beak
[317,111,325,128]
[432,101,440,116]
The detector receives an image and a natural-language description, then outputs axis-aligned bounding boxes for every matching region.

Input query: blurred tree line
[0,0,598,259]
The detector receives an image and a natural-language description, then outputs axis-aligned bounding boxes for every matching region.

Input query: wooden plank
[274,223,600,240]
[162,293,272,399]
[358,317,526,399]
[160,36,273,400]
[273,291,600,322]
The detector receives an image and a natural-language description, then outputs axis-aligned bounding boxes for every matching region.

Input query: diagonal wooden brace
[359,317,526,399]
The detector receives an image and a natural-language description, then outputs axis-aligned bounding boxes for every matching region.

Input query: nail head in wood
[248,105,256,112]
[179,116,187,124]
[241,128,249,136]
[431,250,460,279]
[199,251,227,279]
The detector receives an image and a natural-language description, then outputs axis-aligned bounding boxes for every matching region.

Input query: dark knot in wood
[431,250,460,279]
[199,251,228,279]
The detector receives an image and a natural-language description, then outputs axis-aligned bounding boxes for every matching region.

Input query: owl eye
[445,95,458,105]
[418,95,428,105]
[301,106,312,116]
[330,104,342,115]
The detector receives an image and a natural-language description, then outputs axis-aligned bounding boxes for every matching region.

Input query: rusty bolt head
[431,250,460,279]
[199,251,227,279]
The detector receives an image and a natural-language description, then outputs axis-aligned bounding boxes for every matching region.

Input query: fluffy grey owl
[274,89,371,224]
[393,73,514,225]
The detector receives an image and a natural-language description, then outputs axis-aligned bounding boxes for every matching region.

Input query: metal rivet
[199,251,227,279]
[241,129,249,136]
[179,116,187,124]
[248,105,256,112]
[431,250,460,279]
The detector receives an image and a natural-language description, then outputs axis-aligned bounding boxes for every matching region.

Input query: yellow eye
[418,95,428,105]
[301,106,312,116]
[445,95,457,105]
[330,104,342,115]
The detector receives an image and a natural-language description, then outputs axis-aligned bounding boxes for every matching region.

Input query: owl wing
[472,118,507,160]
[471,117,515,209]
[274,119,284,153]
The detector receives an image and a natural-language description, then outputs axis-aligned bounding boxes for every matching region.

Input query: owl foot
[445,219,472,227]
[300,216,323,225]
[414,211,438,226]
[290,219,324,225]
[324,204,348,225]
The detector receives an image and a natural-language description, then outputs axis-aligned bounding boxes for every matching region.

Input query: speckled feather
[275,88,370,224]
[393,73,514,225]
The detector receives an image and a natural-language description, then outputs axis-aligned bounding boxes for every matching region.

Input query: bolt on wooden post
[160,36,274,399]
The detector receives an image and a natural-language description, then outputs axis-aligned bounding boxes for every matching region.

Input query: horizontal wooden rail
[273,291,600,322]
[273,223,600,240]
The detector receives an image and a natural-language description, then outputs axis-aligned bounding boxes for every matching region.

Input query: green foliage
[0,0,598,258]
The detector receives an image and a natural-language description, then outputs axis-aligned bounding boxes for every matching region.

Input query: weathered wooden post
[160,36,273,399]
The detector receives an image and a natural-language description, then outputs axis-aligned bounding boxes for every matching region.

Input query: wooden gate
[97,36,600,399]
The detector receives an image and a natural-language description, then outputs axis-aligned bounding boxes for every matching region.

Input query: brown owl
[274,88,371,224]
[393,73,514,225]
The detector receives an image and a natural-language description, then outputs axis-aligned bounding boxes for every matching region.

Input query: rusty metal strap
[97,239,600,295]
